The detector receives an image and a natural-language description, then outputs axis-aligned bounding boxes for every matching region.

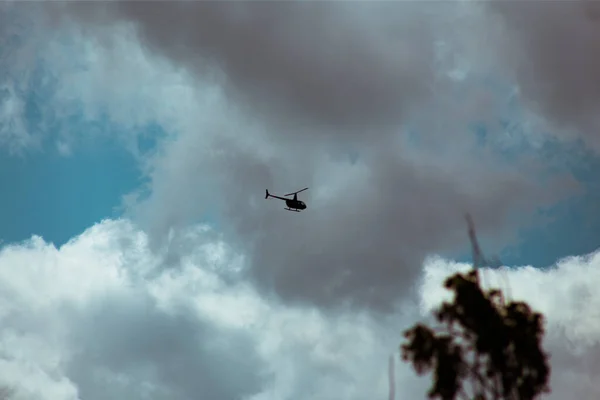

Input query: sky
[2,1,600,399]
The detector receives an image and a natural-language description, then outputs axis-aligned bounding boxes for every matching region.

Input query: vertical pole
[388,355,395,400]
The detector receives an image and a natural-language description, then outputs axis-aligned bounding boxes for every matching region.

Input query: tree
[400,215,551,400]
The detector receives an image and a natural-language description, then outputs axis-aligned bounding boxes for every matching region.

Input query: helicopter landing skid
[284,208,300,212]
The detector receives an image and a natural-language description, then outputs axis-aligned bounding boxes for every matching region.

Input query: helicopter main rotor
[284,187,309,197]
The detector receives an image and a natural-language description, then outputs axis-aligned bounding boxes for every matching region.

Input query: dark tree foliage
[400,216,551,400]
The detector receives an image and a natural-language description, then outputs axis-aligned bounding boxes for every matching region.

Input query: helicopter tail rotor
[265,189,270,199]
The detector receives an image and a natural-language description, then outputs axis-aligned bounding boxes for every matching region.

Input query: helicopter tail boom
[265,189,288,202]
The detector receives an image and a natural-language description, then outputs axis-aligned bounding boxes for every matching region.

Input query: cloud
[483,0,600,150]
[0,219,598,399]
[48,1,442,132]
[0,219,429,400]
[0,4,44,154]
[13,1,580,312]
[0,82,37,153]
[0,1,590,314]
[0,220,266,400]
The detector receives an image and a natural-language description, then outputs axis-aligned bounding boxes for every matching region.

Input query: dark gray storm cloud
[484,0,600,149]
[51,1,439,133]
[33,1,582,312]
[196,133,576,312]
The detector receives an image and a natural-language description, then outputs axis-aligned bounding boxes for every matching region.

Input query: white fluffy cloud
[0,219,420,400]
[0,220,598,399]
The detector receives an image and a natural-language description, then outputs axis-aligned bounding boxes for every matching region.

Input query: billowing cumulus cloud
[0,220,263,400]
[16,0,579,311]
[0,220,598,398]
[0,219,426,400]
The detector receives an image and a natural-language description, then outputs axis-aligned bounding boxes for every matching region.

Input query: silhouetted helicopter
[265,187,308,212]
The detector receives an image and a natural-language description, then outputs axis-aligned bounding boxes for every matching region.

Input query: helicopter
[265,187,308,212]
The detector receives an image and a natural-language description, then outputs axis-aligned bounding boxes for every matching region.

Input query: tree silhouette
[400,215,550,400]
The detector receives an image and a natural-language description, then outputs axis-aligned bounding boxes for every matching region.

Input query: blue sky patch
[0,132,143,247]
